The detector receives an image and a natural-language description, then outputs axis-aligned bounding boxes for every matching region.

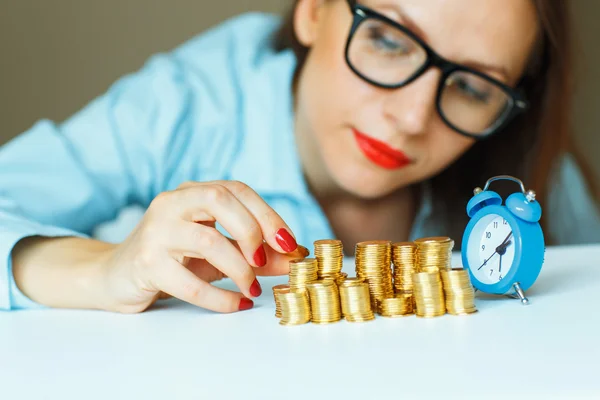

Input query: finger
[171,222,262,299]
[173,185,268,268]
[222,237,310,277]
[153,259,254,313]
[181,241,309,289]
[184,243,309,280]
[256,244,311,276]
[157,291,172,300]
[201,180,299,255]
[174,182,215,222]
[185,259,227,283]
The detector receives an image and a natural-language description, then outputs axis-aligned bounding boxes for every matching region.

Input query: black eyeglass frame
[343,0,530,139]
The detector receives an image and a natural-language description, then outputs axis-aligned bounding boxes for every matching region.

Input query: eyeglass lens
[347,18,513,136]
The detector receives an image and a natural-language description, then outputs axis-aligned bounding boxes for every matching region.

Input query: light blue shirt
[1,13,599,311]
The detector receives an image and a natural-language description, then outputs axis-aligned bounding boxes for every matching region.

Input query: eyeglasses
[344,0,529,139]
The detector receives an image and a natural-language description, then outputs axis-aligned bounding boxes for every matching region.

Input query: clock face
[467,214,515,285]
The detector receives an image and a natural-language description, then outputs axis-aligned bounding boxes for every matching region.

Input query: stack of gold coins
[288,258,318,291]
[392,242,417,294]
[272,284,290,318]
[339,278,375,322]
[414,237,454,273]
[306,280,342,324]
[413,272,446,317]
[378,294,414,317]
[440,269,478,315]
[355,241,394,311]
[278,290,312,326]
[314,239,344,280]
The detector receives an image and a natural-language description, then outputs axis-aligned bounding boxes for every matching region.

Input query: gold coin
[414,236,453,244]
[339,279,375,322]
[355,241,394,312]
[272,284,290,318]
[314,239,344,255]
[414,237,454,273]
[392,242,417,294]
[286,245,311,260]
[314,239,344,277]
[320,272,348,286]
[288,258,318,291]
[306,280,342,324]
[412,271,446,318]
[336,272,348,285]
[278,290,311,326]
[440,268,478,315]
[379,294,414,317]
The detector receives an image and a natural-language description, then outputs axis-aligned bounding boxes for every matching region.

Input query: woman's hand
[96,180,307,314]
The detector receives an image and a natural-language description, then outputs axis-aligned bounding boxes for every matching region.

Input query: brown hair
[272,0,591,246]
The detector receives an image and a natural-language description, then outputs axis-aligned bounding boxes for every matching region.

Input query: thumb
[255,243,310,276]
[213,237,310,277]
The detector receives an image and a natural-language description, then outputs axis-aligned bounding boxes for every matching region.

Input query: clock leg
[510,282,529,305]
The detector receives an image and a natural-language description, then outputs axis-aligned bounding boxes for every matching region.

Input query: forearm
[11,236,115,310]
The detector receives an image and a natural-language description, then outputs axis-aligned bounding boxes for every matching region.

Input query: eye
[367,25,411,55]
[453,76,492,103]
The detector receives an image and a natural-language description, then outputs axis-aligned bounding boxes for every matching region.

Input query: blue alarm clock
[461,175,545,305]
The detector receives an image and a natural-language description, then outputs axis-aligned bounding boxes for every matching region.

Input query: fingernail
[253,244,267,267]
[249,278,262,297]
[275,228,297,252]
[239,297,254,311]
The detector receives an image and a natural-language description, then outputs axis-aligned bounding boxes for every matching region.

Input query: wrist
[73,241,116,311]
[12,236,116,310]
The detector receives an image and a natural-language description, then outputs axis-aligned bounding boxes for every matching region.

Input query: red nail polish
[275,228,297,252]
[239,298,254,311]
[253,245,267,267]
[249,278,262,297]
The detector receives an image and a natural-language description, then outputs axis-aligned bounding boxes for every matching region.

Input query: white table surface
[1,244,599,400]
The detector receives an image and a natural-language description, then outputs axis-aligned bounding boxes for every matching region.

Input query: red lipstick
[353,129,412,170]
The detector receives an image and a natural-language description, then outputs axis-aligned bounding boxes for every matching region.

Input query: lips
[353,129,412,170]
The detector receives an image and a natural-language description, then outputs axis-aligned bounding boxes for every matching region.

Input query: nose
[382,68,441,136]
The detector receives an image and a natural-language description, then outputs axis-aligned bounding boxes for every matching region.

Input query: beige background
[0,0,284,141]
[0,1,598,181]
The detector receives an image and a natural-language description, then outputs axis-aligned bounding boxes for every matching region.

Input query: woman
[1,0,598,314]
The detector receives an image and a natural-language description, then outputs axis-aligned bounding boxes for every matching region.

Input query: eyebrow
[376,2,429,43]
[461,61,510,82]
[374,2,511,82]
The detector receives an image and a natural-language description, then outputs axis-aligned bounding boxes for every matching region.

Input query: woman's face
[294,0,539,199]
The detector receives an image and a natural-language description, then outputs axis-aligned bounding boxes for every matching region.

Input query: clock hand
[499,253,502,273]
[478,250,498,270]
[478,231,513,271]
[496,231,513,252]
[497,239,512,255]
